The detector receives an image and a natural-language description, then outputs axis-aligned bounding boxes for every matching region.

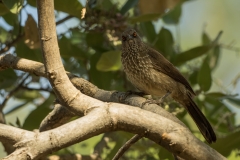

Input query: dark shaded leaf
[70,134,103,155]
[205,92,227,99]
[1,12,18,26]
[0,69,17,89]
[86,32,105,50]
[2,0,23,14]
[202,32,211,45]
[28,0,83,19]
[16,117,21,127]
[212,130,240,157]
[99,0,114,11]
[208,45,221,70]
[129,13,161,23]
[15,41,42,61]
[89,52,115,90]
[96,50,121,72]
[120,0,138,15]
[188,70,198,85]
[140,21,156,43]
[226,97,240,108]
[158,146,174,159]
[0,2,9,15]
[22,95,54,130]
[59,36,86,60]
[154,27,175,58]
[174,31,222,66]
[173,45,211,66]
[204,96,234,133]
[0,26,8,42]
[197,58,212,92]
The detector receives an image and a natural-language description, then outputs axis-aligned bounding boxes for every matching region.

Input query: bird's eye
[132,32,137,37]
[122,35,127,41]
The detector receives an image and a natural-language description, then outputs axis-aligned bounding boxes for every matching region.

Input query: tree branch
[113,134,144,160]
[0,103,226,160]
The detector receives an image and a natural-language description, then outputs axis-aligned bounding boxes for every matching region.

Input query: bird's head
[121,29,142,52]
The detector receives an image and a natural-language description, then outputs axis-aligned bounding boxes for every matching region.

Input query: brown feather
[146,47,196,95]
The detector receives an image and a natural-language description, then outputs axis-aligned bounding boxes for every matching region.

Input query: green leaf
[0,27,8,43]
[1,11,18,27]
[59,36,86,60]
[96,50,121,72]
[188,70,198,85]
[120,0,138,14]
[22,95,54,130]
[208,45,221,70]
[158,146,173,159]
[89,52,117,90]
[129,13,161,23]
[15,41,42,61]
[140,21,156,43]
[173,45,212,66]
[2,0,23,14]
[211,130,240,157]
[174,31,222,66]
[70,134,103,155]
[202,32,211,45]
[15,90,42,100]
[154,27,175,58]
[86,32,105,50]
[197,58,212,92]
[226,97,240,108]
[205,92,227,99]
[0,69,17,89]
[16,117,21,127]
[0,2,9,15]
[28,0,83,19]
[162,2,182,24]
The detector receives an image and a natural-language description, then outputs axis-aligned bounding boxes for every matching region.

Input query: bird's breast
[121,53,180,97]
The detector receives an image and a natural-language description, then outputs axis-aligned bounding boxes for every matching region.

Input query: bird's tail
[183,93,216,144]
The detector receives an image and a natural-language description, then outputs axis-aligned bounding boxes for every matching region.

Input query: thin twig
[112,134,144,160]
[20,86,53,93]
[0,34,25,54]
[0,74,30,111]
[56,15,74,25]
[220,43,240,53]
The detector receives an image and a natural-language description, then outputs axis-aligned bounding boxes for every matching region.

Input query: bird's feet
[125,91,147,97]
[141,99,163,108]
[141,92,171,108]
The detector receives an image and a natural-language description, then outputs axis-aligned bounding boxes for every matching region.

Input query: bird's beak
[127,35,134,44]
[127,34,133,40]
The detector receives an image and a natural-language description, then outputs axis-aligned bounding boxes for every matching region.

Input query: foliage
[0,0,240,159]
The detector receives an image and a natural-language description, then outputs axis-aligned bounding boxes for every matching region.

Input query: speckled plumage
[121,29,216,144]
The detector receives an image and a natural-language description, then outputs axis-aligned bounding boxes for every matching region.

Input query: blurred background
[0,0,240,159]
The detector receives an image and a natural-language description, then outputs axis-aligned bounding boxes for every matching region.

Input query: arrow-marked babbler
[121,29,216,144]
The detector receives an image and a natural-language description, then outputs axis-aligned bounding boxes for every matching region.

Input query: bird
[121,29,216,144]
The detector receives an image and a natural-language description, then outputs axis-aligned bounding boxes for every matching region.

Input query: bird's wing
[146,47,195,95]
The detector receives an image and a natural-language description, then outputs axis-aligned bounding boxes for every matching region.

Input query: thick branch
[37,0,86,115]
[0,103,226,160]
